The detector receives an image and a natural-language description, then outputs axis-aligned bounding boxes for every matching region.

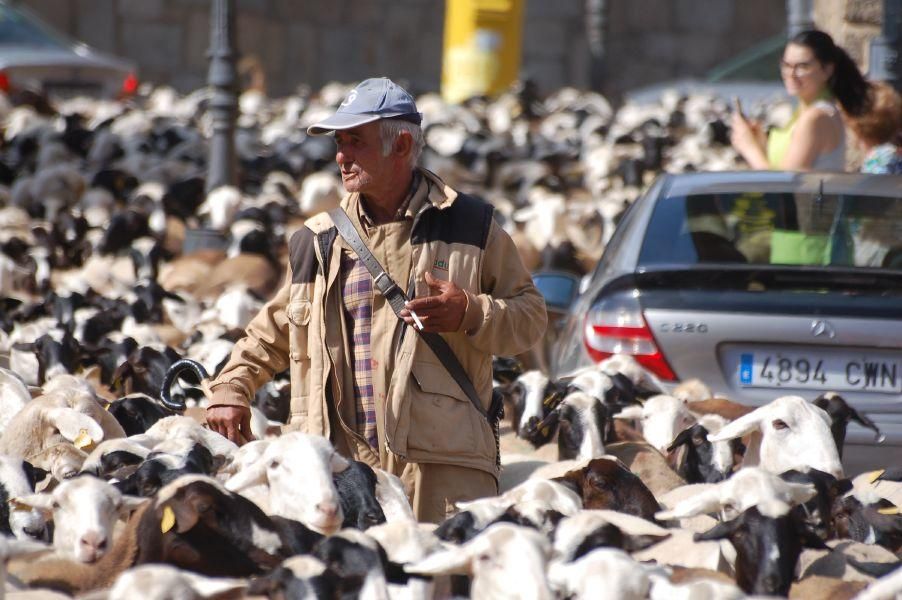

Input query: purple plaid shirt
[340,252,377,448]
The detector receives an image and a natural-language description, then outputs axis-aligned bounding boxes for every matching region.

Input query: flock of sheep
[0,80,898,599]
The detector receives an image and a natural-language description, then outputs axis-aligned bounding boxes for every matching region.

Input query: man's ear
[394,130,413,159]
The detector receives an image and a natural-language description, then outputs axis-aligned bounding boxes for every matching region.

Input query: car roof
[0,1,133,72]
[659,170,902,198]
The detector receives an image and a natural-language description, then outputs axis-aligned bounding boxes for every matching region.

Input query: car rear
[0,2,136,98]
[565,172,902,457]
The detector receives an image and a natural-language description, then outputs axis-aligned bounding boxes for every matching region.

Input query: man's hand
[400,272,468,333]
[206,405,254,446]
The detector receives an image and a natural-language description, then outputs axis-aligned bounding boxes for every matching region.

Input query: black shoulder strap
[328,207,487,419]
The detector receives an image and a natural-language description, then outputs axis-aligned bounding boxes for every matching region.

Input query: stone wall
[814,0,883,71]
[21,0,793,100]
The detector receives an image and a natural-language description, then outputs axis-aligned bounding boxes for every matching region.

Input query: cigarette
[409,310,424,331]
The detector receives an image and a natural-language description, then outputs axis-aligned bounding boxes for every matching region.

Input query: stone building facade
[19,0,885,100]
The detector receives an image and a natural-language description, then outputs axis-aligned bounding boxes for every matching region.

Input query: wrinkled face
[334,123,392,197]
[780,43,833,102]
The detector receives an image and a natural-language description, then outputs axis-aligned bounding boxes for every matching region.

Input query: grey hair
[379,119,425,167]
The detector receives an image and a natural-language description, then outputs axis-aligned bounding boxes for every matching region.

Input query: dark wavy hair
[789,29,872,117]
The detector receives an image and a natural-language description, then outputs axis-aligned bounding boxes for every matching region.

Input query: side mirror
[531,271,581,312]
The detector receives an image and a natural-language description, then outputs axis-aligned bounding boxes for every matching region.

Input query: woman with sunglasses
[731,29,870,171]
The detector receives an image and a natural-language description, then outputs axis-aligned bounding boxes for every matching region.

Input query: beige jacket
[210,170,547,476]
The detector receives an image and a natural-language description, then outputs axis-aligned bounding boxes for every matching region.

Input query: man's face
[334,122,391,196]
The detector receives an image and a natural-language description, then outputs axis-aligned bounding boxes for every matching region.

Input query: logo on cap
[340,90,358,108]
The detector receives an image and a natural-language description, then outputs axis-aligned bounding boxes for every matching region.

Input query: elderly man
[206,77,547,522]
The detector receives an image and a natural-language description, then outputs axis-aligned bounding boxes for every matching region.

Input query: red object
[121,72,138,95]
[583,300,678,382]
[0,71,10,93]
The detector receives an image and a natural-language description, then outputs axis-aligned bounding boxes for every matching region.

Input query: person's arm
[779,108,837,171]
[457,219,548,357]
[206,269,292,444]
[731,113,770,169]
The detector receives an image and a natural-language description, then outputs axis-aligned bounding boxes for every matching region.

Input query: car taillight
[583,290,678,381]
[0,71,9,93]
[121,73,138,95]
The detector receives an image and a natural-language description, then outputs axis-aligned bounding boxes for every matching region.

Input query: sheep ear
[182,573,246,597]
[11,493,54,516]
[786,482,817,506]
[119,495,147,515]
[224,462,267,492]
[45,407,104,445]
[330,452,350,473]
[511,206,537,224]
[404,546,473,576]
[707,409,764,442]
[693,517,740,542]
[613,406,643,421]
[666,427,694,453]
[655,487,723,521]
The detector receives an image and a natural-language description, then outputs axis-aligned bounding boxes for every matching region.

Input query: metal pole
[786,0,814,38]
[585,0,606,92]
[206,0,238,192]
[868,0,902,90]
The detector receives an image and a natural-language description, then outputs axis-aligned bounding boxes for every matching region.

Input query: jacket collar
[303,168,458,235]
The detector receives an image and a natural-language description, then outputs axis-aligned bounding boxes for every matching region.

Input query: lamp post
[206,0,238,192]
[868,0,902,90]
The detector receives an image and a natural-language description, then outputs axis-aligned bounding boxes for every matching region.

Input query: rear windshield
[0,6,67,49]
[639,191,902,270]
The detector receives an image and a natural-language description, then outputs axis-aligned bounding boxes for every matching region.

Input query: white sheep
[108,564,246,600]
[655,467,816,522]
[548,547,668,600]
[406,523,554,600]
[224,432,348,534]
[14,476,142,563]
[707,395,843,478]
[0,368,31,438]
[0,398,105,462]
[455,478,583,533]
[552,509,670,562]
[614,394,696,454]
[130,416,237,461]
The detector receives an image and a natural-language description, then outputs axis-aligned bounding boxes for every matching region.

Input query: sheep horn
[160,359,210,412]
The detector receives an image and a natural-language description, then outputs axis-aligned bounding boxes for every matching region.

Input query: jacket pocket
[286,299,311,360]
[405,360,480,458]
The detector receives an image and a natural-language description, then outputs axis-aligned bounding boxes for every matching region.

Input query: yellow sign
[442,0,524,104]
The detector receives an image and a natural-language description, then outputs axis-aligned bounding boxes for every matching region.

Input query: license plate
[738,349,902,393]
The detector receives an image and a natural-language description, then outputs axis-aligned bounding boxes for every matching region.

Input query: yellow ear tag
[878,506,900,516]
[161,505,176,533]
[73,429,94,450]
[540,426,550,437]
[868,469,886,484]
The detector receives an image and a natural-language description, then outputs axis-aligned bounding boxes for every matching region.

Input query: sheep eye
[691,435,705,446]
[62,471,76,479]
[477,553,491,563]
[196,502,210,513]
[269,459,280,469]
[772,419,789,430]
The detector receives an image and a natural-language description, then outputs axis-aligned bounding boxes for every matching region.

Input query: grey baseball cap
[307,77,422,135]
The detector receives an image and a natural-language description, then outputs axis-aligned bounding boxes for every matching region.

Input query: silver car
[0,1,136,98]
[552,171,902,468]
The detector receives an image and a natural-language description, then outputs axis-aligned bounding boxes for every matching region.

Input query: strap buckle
[373,271,399,297]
